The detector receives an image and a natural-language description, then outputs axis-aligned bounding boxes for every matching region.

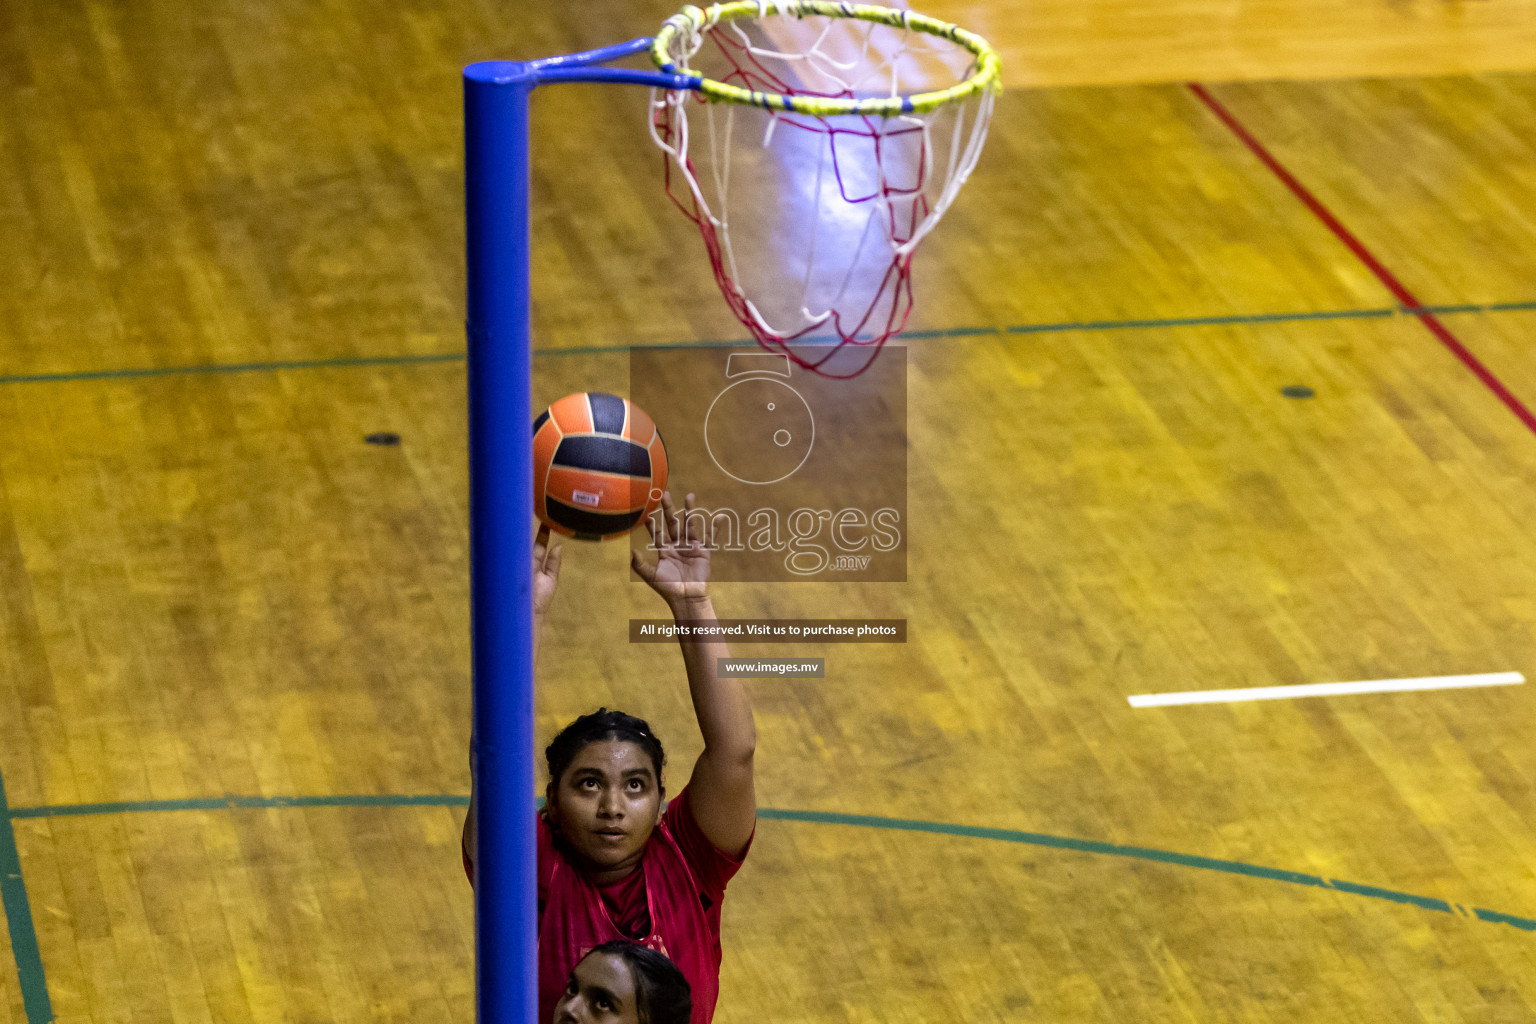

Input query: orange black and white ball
[533,392,668,541]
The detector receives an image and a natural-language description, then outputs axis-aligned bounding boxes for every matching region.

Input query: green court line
[7,793,469,818]
[1426,300,1536,315]
[0,769,54,1024]
[0,351,465,386]
[1475,908,1536,932]
[1003,307,1397,333]
[755,808,1536,928]
[7,794,1533,935]
[896,325,1001,339]
[3,301,1535,387]
[757,809,1449,909]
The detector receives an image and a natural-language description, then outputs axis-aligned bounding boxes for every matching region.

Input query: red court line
[1186,82,1536,438]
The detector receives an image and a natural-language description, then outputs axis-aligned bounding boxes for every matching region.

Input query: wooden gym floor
[4,0,1536,1021]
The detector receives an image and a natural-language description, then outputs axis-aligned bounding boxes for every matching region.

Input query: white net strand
[649,5,995,374]
[795,131,828,324]
[706,102,742,291]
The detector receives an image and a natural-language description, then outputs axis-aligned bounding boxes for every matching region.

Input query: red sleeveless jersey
[537,787,750,1024]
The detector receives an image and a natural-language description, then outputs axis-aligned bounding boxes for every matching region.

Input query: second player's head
[553,940,692,1024]
[545,709,667,876]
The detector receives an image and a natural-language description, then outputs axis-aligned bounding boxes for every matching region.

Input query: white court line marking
[1128,672,1525,708]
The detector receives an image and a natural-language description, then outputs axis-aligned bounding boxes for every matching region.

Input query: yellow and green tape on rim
[651,1,1002,116]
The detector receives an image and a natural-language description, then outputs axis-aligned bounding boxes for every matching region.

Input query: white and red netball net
[648,2,999,378]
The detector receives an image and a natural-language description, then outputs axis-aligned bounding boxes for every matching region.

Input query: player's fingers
[543,538,564,579]
[534,524,551,567]
[629,548,656,584]
[661,490,678,545]
[684,493,706,549]
[680,492,697,546]
[643,507,665,551]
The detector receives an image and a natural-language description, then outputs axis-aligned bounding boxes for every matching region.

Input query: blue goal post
[463,10,995,1017]
[463,40,696,1024]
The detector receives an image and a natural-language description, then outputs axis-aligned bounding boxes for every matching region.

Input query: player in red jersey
[465,492,756,1024]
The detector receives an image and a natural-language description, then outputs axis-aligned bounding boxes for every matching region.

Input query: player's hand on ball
[533,525,564,618]
[632,491,712,607]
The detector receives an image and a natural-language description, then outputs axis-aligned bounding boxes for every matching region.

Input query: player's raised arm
[631,491,756,858]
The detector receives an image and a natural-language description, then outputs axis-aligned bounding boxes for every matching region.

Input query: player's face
[548,740,663,879]
[553,951,642,1024]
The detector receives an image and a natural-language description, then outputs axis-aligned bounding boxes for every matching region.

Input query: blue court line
[1,301,1534,387]
[0,769,54,1024]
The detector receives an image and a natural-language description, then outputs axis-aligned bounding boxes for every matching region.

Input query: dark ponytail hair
[545,708,666,790]
[586,941,692,1024]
